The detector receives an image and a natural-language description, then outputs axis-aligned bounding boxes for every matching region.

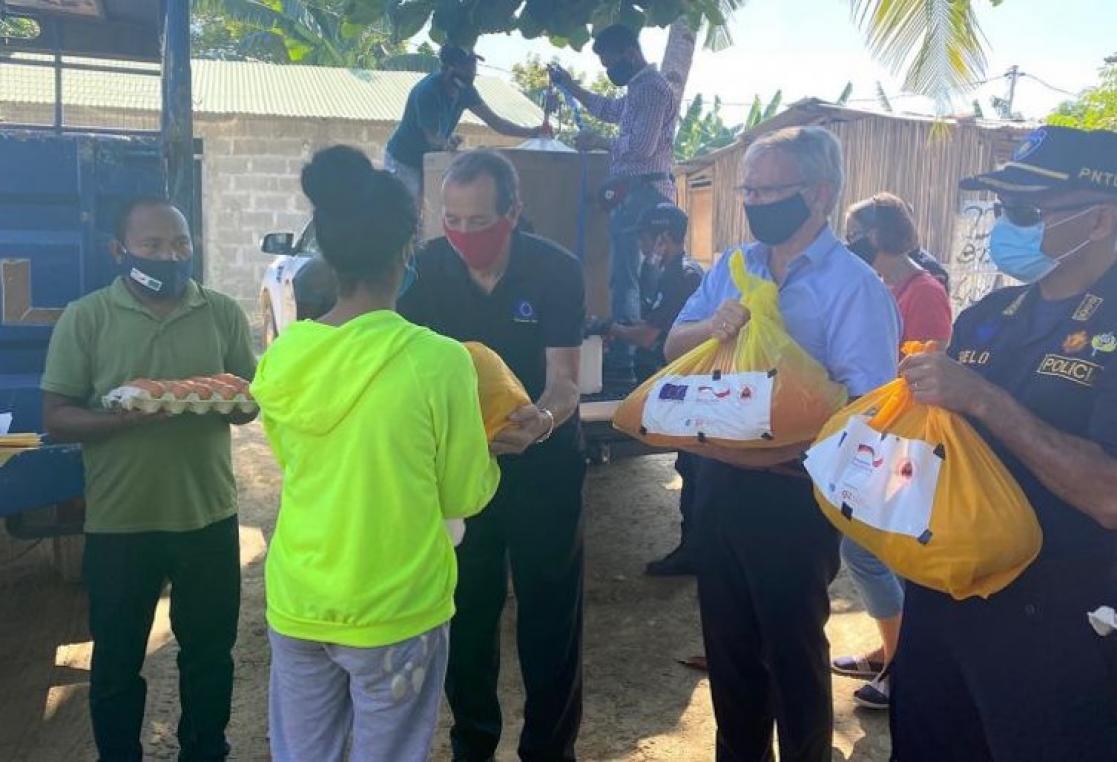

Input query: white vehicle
[258,223,324,346]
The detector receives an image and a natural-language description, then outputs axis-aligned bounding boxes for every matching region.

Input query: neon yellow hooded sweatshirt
[251,310,500,648]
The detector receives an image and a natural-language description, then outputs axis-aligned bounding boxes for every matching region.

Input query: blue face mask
[988,207,1096,283]
[121,249,193,298]
[398,259,417,298]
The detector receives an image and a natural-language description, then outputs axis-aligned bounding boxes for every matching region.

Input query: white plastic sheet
[805,416,943,541]
[515,137,577,153]
[641,371,775,442]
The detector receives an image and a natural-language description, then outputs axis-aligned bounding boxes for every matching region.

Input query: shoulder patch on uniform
[1073,294,1104,322]
[1002,291,1029,317]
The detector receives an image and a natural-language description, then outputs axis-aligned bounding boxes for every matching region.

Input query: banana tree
[191,0,438,69]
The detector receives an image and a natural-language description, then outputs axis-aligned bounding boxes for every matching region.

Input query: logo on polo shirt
[1036,354,1101,387]
[512,299,538,323]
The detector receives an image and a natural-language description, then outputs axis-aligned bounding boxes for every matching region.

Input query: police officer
[892,125,1117,760]
[397,149,585,762]
[591,203,704,575]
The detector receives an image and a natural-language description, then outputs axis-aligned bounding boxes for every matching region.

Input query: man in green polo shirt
[40,198,256,761]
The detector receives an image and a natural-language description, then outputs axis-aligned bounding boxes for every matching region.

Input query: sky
[443,0,1116,123]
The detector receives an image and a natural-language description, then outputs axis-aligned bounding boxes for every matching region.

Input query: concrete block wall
[196,114,522,334]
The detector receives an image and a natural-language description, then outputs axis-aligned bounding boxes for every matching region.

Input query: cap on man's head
[960,126,1117,196]
[439,45,484,67]
[632,203,688,239]
[592,24,640,56]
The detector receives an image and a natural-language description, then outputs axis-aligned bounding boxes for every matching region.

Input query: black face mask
[121,249,193,299]
[606,59,638,86]
[744,193,812,246]
[847,236,878,265]
[452,73,475,90]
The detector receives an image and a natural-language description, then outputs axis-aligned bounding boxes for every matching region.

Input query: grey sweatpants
[268,624,449,762]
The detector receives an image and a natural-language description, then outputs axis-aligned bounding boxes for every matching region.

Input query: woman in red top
[830,193,953,711]
[846,194,953,345]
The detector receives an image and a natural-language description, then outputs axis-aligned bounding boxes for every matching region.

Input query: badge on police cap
[1014,128,1047,161]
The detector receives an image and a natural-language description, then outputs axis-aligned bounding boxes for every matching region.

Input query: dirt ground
[0,423,890,761]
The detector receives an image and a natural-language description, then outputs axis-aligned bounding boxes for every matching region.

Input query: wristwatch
[535,408,556,444]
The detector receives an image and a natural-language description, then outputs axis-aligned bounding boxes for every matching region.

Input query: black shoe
[645,546,697,576]
[852,668,891,710]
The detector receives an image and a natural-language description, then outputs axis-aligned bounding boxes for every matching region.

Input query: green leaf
[746,94,761,128]
[339,20,366,39]
[618,4,646,30]
[837,81,854,105]
[344,0,392,26]
[379,52,441,71]
[567,25,593,50]
[762,89,782,120]
[391,0,435,41]
[590,2,622,33]
[471,0,521,33]
[518,13,546,38]
[645,0,684,26]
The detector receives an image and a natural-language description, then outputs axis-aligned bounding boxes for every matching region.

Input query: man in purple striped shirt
[551,25,679,384]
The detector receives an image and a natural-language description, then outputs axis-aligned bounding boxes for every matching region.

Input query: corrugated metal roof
[0,57,542,126]
[677,98,1036,173]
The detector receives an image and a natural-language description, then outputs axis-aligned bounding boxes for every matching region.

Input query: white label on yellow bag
[804,416,943,542]
[641,371,774,441]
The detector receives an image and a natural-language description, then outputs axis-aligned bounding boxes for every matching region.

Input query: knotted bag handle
[867,341,942,431]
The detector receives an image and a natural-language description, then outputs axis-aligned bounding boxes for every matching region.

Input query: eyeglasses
[737,182,805,201]
[993,201,1098,227]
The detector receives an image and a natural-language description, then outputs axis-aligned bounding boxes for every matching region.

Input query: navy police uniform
[399,230,586,762]
[635,252,704,380]
[891,125,1117,761]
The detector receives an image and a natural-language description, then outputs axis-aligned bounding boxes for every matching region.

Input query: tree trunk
[660,17,698,102]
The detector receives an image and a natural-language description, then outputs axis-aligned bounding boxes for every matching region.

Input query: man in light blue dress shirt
[666,126,899,761]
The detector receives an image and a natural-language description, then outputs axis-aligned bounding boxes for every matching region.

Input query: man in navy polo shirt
[398,150,586,762]
[892,126,1117,760]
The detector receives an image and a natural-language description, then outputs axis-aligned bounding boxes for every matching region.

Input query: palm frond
[698,0,748,52]
[837,81,854,105]
[850,0,988,108]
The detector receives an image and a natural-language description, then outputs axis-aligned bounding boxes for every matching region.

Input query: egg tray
[103,389,257,415]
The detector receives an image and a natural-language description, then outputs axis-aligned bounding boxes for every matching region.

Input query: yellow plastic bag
[464,342,532,442]
[803,342,1042,599]
[613,249,848,449]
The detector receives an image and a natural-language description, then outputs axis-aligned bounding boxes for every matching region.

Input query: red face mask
[444,216,514,271]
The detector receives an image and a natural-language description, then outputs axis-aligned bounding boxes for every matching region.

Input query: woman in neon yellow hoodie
[251,146,500,762]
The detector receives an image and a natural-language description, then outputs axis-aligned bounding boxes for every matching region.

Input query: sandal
[831,652,885,680]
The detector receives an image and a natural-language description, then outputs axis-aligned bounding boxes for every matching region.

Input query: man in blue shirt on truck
[384,45,547,200]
